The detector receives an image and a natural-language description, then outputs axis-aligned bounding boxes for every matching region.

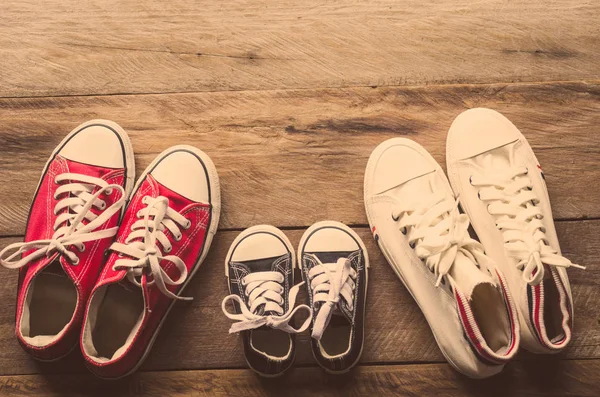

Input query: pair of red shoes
[0,120,220,378]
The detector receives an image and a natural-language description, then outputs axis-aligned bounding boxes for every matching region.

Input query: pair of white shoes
[364,108,583,378]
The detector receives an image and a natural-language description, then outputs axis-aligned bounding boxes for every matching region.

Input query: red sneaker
[81,145,220,378]
[0,120,135,361]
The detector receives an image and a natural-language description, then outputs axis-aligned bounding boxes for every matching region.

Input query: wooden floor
[0,1,599,395]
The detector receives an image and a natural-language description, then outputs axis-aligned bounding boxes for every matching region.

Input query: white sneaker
[364,138,520,379]
[446,108,584,354]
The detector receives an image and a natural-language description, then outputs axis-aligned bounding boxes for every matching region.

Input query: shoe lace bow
[0,173,125,269]
[222,271,312,334]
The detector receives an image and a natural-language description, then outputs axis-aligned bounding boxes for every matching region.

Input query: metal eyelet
[401,227,407,235]
[164,246,172,253]
[105,188,113,195]
[174,234,182,242]
[98,201,106,210]
[184,219,192,230]
[477,191,481,200]
[391,214,399,221]
[409,241,416,249]
[469,175,474,185]
[77,245,86,253]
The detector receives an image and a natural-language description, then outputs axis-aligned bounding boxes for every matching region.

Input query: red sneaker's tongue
[152,178,195,212]
[61,156,117,179]
[449,252,496,299]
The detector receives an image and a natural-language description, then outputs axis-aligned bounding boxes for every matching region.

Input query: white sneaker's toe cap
[232,230,289,262]
[447,108,522,161]
[367,138,435,195]
[304,225,359,252]
[151,148,211,203]
[60,122,126,168]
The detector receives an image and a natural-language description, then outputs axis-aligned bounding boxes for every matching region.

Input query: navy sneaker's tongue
[305,251,356,323]
[240,254,287,273]
[237,254,290,316]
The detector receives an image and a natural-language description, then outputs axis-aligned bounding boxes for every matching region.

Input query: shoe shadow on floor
[455,353,567,396]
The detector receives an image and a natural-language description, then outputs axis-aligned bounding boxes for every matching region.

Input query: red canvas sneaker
[81,145,220,379]
[0,120,135,361]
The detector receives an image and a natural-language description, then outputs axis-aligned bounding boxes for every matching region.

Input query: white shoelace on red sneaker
[110,195,192,300]
[307,255,356,340]
[392,196,494,286]
[222,272,312,334]
[0,173,125,269]
[471,166,584,285]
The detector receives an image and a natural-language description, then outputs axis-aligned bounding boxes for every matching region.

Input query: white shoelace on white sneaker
[0,173,125,269]
[222,271,312,334]
[307,255,356,340]
[110,195,192,300]
[471,166,584,285]
[392,196,493,286]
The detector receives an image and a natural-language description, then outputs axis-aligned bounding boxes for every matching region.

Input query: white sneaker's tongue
[449,251,496,300]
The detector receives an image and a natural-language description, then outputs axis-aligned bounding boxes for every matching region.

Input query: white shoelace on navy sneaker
[110,195,192,300]
[0,173,125,269]
[222,272,312,334]
[471,166,584,285]
[307,255,356,340]
[392,196,493,286]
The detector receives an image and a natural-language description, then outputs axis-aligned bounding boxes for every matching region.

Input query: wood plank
[1,361,599,397]
[1,1,599,97]
[0,219,597,376]
[1,81,599,235]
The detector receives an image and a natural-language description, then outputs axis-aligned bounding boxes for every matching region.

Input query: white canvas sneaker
[364,138,520,379]
[446,108,584,354]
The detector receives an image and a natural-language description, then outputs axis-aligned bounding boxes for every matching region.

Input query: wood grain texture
[1,0,599,97]
[0,360,598,397]
[0,81,599,235]
[0,220,597,376]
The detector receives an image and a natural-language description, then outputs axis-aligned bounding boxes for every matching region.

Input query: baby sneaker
[81,145,220,378]
[446,108,584,354]
[364,138,520,379]
[222,225,312,377]
[298,221,369,374]
[0,120,135,361]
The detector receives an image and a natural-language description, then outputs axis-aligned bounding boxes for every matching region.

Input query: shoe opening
[470,283,511,353]
[82,282,144,363]
[250,329,292,360]
[19,261,78,347]
[318,312,352,358]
